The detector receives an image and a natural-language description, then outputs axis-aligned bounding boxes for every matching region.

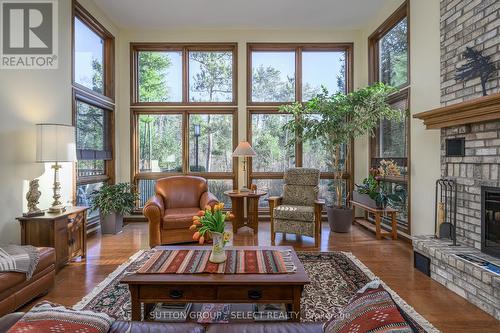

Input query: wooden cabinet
[17,206,88,271]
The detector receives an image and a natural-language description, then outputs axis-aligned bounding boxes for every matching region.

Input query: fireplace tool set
[435,178,459,246]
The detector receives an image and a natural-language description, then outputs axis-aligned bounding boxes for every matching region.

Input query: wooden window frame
[368,1,410,88]
[131,108,239,207]
[368,2,411,233]
[71,0,115,229]
[130,43,238,106]
[247,43,354,106]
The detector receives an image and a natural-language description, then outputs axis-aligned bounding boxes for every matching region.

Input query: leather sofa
[143,176,219,247]
[0,313,323,333]
[0,247,55,316]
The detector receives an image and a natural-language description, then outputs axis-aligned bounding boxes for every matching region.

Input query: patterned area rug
[73,250,439,332]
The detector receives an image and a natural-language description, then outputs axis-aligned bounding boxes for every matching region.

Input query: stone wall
[440,0,500,106]
[441,121,500,249]
[414,236,500,320]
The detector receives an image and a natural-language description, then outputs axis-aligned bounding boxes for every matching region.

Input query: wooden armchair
[268,168,324,247]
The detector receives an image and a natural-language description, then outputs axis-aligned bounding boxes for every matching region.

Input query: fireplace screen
[482,187,500,258]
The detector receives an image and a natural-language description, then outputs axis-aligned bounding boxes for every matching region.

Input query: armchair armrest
[200,191,219,209]
[314,199,326,207]
[143,195,165,248]
[267,196,283,205]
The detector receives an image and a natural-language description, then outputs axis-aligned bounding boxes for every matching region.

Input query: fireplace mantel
[413,93,500,129]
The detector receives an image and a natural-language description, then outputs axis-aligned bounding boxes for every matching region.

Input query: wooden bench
[350,200,398,240]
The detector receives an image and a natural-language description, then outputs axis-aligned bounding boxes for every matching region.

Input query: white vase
[209,232,227,263]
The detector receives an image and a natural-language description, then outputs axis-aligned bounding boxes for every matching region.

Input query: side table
[17,206,89,270]
[224,190,267,233]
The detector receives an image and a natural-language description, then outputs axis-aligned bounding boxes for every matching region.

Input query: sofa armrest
[143,195,165,248]
[200,192,219,209]
[0,313,24,333]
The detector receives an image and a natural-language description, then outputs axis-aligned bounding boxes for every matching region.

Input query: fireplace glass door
[482,187,500,258]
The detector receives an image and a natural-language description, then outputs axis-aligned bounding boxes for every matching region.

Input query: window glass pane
[138,114,183,172]
[189,114,233,172]
[76,101,105,151]
[378,118,406,158]
[251,114,295,172]
[138,51,182,102]
[302,51,346,101]
[252,179,284,208]
[251,52,295,102]
[76,182,103,220]
[379,18,408,87]
[138,179,156,207]
[74,17,104,94]
[379,180,408,228]
[319,179,348,207]
[189,51,233,102]
[77,160,105,177]
[207,179,233,208]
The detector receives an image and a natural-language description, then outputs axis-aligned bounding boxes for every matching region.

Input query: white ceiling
[93,0,394,30]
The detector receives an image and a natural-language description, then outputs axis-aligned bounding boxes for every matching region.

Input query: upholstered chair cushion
[282,185,319,206]
[283,168,320,186]
[274,205,315,222]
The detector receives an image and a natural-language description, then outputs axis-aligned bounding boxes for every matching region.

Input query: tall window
[247,43,353,208]
[132,43,237,105]
[72,1,115,229]
[368,1,410,233]
[131,44,238,210]
[132,110,237,208]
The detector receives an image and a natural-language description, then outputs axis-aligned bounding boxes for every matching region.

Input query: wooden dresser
[17,206,88,271]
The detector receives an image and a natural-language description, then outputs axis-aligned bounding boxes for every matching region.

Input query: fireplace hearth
[482,186,500,258]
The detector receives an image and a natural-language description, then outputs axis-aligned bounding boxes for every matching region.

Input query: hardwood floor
[24,221,500,332]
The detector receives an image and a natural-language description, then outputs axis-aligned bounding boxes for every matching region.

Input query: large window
[132,110,237,209]
[132,43,237,105]
[247,43,353,209]
[72,1,115,229]
[368,1,410,234]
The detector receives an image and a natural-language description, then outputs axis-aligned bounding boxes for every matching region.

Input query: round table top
[223,190,267,198]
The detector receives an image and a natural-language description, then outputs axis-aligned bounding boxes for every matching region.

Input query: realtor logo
[1,0,58,69]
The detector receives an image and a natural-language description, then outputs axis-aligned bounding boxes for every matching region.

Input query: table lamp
[232,141,256,192]
[36,124,77,213]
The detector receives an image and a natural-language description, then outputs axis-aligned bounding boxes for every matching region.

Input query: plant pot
[353,191,381,209]
[209,232,226,263]
[327,206,353,233]
[101,212,123,234]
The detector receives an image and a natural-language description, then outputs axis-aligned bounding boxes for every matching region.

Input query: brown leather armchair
[143,176,219,247]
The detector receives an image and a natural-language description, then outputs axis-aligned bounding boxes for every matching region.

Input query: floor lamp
[232,141,256,192]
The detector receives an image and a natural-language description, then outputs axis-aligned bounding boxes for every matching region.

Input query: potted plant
[355,160,405,209]
[189,203,232,263]
[279,83,402,232]
[90,183,138,234]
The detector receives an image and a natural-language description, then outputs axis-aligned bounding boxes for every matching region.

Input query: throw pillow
[7,301,114,333]
[324,280,414,333]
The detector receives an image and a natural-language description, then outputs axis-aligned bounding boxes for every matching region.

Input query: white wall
[0,0,118,245]
[408,0,441,235]
[115,29,366,187]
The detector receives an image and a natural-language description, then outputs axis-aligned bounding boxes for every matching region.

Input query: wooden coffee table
[121,245,309,322]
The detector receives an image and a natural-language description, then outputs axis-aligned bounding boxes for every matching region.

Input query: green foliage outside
[380,18,408,87]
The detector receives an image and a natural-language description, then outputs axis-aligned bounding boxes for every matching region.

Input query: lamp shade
[232,141,257,157]
[36,124,77,162]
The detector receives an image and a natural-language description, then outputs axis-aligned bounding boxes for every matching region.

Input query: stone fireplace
[482,186,500,258]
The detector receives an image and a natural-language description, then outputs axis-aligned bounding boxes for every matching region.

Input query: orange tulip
[205,205,212,211]
[192,215,200,221]
[189,224,197,231]
[229,213,235,220]
[193,219,201,225]
[193,231,200,240]
[197,210,205,216]
[199,236,205,244]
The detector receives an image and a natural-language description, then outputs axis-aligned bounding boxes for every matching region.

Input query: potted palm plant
[90,183,138,234]
[280,83,402,232]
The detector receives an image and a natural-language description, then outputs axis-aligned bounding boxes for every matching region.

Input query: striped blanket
[0,245,40,279]
[137,249,296,274]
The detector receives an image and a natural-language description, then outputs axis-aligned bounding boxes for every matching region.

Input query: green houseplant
[279,83,402,232]
[90,183,138,234]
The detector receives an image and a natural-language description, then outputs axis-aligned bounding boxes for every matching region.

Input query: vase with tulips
[190,203,232,263]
